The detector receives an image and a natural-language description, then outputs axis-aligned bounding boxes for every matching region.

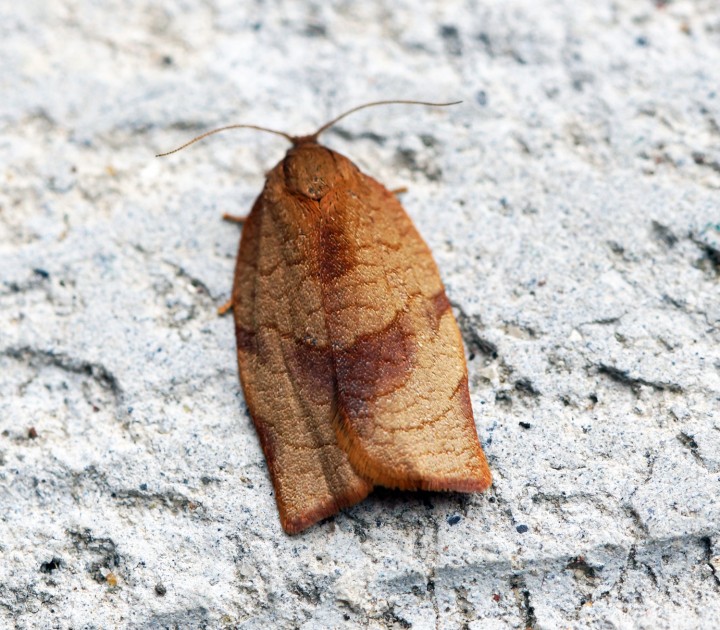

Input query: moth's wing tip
[278,479,373,535]
[336,413,493,494]
[477,469,493,492]
[421,456,493,494]
[372,469,493,494]
[460,453,493,493]
[439,467,493,493]
[421,465,493,493]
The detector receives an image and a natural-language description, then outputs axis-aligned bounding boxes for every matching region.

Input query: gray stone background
[1,0,719,628]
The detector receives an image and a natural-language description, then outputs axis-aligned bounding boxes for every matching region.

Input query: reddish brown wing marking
[232,169,371,535]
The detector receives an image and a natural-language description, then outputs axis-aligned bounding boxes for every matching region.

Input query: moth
[159,101,492,534]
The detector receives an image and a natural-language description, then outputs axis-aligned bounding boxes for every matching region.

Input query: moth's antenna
[156,101,462,155]
[307,100,462,142]
[156,124,294,157]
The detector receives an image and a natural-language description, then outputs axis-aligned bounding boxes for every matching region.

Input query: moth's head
[282,140,343,200]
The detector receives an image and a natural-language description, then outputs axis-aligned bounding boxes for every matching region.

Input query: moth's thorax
[280,142,352,200]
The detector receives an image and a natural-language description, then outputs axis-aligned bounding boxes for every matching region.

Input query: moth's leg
[218,213,246,314]
[390,186,408,196]
[217,298,234,316]
[223,213,247,224]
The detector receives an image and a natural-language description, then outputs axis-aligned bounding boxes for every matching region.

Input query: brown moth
[159,101,492,534]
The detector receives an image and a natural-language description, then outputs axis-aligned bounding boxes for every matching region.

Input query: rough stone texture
[1,0,719,628]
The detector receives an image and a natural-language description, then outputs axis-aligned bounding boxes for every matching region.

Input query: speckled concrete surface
[1,1,719,628]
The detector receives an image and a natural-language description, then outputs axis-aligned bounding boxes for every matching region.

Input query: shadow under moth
[159,100,492,534]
